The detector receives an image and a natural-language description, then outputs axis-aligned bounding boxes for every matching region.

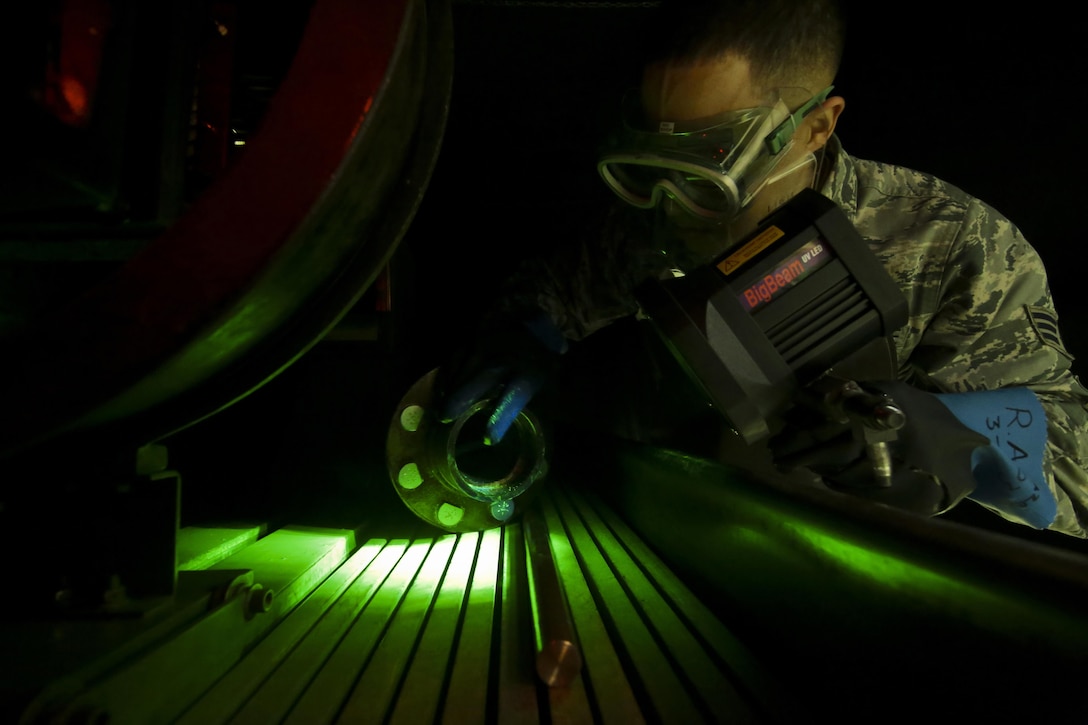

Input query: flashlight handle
[808,377,906,487]
[866,441,895,488]
[828,380,906,431]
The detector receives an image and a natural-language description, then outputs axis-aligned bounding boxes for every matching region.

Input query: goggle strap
[764,85,835,155]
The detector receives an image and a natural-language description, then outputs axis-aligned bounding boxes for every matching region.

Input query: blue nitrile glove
[771,381,1056,527]
[435,312,569,445]
[936,387,1056,528]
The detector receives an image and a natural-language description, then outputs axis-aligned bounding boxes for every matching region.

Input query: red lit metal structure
[0,0,450,457]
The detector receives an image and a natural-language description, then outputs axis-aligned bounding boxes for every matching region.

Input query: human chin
[654,222,734,269]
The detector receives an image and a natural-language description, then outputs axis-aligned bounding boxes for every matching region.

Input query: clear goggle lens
[600,160,739,217]
[622,169,729,209]
[599,87,834,220]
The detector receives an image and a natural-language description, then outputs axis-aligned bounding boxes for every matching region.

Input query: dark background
[4,7,1084,719]
[74,0,1080,547]
[401,1,1087,368]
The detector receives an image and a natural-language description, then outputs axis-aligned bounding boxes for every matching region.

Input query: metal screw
[490,499,515,522]
[246,585,274,616]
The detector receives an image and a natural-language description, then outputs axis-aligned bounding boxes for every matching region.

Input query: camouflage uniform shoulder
[821,137,1088,537]
[820,136,981,236]
[817,136,1048,368]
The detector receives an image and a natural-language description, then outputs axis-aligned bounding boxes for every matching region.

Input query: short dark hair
[641,0,845,91]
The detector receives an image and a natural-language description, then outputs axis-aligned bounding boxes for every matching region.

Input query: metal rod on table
[522,508,582,688]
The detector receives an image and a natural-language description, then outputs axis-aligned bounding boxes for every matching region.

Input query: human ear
[800,96,845,152]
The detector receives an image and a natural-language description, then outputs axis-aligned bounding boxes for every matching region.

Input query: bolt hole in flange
[387,368,548,532]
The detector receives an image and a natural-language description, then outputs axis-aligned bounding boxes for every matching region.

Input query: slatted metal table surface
[158,484,786,724]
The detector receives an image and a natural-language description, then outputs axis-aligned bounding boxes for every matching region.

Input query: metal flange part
[386,368,549,532]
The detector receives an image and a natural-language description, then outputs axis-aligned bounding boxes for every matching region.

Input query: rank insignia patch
[1027,305,1070,356]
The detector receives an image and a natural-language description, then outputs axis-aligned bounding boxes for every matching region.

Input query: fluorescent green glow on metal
[293,526,355,555]
[525,533,545,654]
[709,493,966,596]
[724,512,1084,648]
[263,526,356,611]
[176,525,264,571]
[439,531,480,593]
[379,538,433,592]
[337,537,459,721]
[387,533,480,725]
[201,301,266,360]
[397,462,424,489]
[176,538,389,725]
[405,534,455,588]
[284,540,433,724]
[232,540,410,723]
[205,525,356,613]
[442,527,502,719]
[783,522,958,591]
[437,502,465,527]
[471,528,502,594]
[703,481,961,593]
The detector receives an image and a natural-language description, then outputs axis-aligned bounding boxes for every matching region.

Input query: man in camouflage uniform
[439,0,1088,537]
[818,136,1088,537]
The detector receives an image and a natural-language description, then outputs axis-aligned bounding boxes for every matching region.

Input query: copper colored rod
[522,509,583,687]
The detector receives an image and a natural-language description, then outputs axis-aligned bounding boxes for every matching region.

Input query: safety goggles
[598,87,833,221]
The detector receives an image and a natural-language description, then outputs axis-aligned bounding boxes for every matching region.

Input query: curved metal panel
[0,0,451,456]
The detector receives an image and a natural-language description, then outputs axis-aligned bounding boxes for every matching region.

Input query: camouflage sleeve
[494,204,672,341]
[903,197,1088,537]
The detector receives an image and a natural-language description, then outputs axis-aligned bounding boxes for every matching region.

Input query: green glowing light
[205,525,356,613]
[177,525,265,571]
[387,533,480,724]
[441,527,502,718]
[783,522,959,591]
[710,504,1087,653]
[525,534,544,655]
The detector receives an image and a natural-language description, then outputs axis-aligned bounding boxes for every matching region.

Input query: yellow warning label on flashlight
[716,225,785,276]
